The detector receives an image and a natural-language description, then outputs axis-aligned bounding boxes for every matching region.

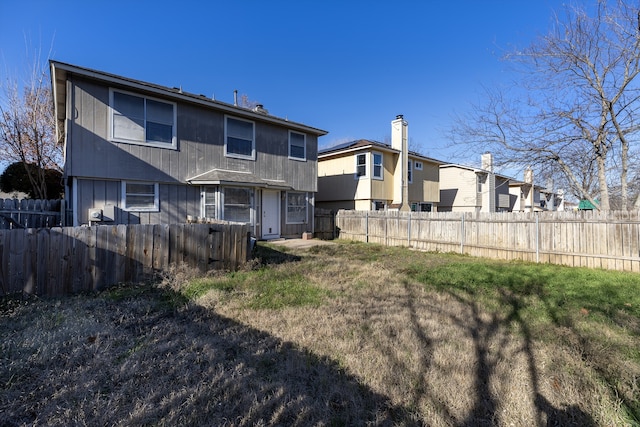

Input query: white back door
[261,190,280,239]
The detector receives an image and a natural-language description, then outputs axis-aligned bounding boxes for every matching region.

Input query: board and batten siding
[75,179,201,225]
[67,76,318,191]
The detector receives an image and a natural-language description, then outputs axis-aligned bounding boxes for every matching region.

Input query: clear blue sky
[1,0,565,166]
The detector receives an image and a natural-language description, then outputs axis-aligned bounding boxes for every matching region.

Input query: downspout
[72,177,78,226]
[310,192,314,235]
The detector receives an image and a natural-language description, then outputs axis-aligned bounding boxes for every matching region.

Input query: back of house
[50,61,327,239]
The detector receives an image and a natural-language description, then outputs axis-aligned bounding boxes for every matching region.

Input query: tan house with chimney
[509,168,565,212]
[316,115,443,212]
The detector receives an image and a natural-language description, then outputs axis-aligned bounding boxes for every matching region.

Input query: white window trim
[201,185,220,219]
[221,186,254,224]
[408,160,413,184]
[355,153,367,179]
[415,161,423,170]
[286,191,308,224]
[224,115,256,160]
[288,130,306,161]
[372,151,383,180]
[109,88,177,150]
[121,181,159,212]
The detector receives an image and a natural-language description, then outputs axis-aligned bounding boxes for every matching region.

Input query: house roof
[186,169,292,190]
[49,60,328,143]
[440,163,513,181]
[319,139,446,164]
[319,139,398,156]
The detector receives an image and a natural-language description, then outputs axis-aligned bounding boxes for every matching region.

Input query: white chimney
[391,115,410,211]
[524,167,534,184]
[481,152,494,172]
[480,153,495,212]
[524,167,534,212]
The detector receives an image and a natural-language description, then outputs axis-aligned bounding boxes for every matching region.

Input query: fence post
[365,211,369,243]
[385,213,388,246]
[535,214,540,263]
[407,212,411,247]
[460,214,465,254]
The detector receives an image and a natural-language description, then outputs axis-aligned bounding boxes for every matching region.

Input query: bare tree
[0,54,62,199]
[450,0,640,210]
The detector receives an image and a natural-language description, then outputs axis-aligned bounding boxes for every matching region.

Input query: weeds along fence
[336,210,640,272]
[0,198,64,229]
[0,222,250,297]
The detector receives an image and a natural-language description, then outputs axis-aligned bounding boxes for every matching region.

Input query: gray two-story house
[50,61,327,239]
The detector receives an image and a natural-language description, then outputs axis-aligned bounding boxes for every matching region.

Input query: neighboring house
[509,169,565,212]
[439,153,511,212]
[316,115,442,212]
[50,61,327,239]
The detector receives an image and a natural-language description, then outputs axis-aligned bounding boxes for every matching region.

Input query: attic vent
[253,104,269,115]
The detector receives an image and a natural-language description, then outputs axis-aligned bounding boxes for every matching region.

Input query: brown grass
[1,241,638,426]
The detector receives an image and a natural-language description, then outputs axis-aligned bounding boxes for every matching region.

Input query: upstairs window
[356,153,367,177]
[111,90,176,149]
[415,161,423,170]
[373,152,383,179]
[408,160,413,183]
[289,131,306,160]
[225,116,255,159]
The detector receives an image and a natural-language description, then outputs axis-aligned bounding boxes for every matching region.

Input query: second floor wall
[64,76,320,192]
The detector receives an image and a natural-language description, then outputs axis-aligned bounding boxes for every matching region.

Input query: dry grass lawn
[1,241,639,426]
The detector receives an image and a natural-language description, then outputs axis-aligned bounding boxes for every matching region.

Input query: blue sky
[1,0,565,167]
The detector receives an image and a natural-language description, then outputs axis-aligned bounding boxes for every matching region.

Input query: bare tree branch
[450,0,640,211]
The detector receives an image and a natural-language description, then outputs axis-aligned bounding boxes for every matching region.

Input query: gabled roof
[49,60,328,143]
[319,139,446,164]
[440,163,513,181]
[319,139,398,156]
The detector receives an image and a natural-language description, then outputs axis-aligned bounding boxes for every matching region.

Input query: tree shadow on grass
[404,262,601,426]
[0,285,422,426]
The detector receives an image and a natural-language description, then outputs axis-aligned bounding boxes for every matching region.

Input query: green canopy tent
[578,199,599,210]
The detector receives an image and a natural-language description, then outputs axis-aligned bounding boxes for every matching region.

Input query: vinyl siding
[439,166,479,211]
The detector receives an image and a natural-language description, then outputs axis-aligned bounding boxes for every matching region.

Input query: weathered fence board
[314,209,336,240]
[0,199,64,229]
[0,222,250,297]
[336,210,640,272]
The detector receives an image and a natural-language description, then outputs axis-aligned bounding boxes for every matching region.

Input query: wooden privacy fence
[0,199,64,229]
[314,209,336,240]
[336,210,640,272]
[0,222,250,297]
